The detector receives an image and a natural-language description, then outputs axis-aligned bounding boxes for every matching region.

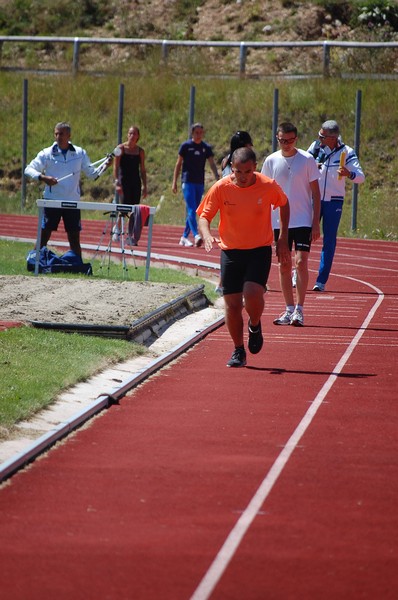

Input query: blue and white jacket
[25,142,99,202]
[307,140,365,203]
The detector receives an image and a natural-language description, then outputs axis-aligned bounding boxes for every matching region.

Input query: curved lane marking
[190,276,384,600]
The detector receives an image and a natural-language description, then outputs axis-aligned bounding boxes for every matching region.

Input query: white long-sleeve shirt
[307,140,365,202]
[25,142,98,202]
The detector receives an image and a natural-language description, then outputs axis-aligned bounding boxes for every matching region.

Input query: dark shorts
[274,226,312,252]
[221,246,272,295]
[42,208,81,233]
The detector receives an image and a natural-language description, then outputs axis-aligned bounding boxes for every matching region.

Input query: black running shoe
[226,347,247,368]
[248,320,263,354]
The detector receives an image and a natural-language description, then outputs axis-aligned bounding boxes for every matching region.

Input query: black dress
[119,150,142,205]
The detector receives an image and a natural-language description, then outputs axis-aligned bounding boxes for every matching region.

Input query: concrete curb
[0,311,225,483]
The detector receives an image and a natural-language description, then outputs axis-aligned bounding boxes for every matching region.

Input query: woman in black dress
[112,125,147,241]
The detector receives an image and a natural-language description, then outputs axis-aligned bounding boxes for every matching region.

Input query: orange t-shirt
[197,172,288,250]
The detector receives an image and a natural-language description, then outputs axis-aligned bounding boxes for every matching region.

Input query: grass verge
[0,239,215,435]
[0,327,144,431]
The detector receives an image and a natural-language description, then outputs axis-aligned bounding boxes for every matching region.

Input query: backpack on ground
[26,248,92,275]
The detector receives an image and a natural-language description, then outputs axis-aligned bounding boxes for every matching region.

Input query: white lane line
[190,278,384,600]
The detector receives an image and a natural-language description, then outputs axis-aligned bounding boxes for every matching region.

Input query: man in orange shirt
[198,147,290,368]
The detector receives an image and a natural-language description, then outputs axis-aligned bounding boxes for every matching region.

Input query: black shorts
[42,207,81,233]
[274,226,312,252]
[221,246,272,295]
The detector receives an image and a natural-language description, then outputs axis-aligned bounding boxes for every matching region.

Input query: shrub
[354,0,398,31]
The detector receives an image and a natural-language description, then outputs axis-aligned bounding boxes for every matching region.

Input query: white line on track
[190,276,384,600]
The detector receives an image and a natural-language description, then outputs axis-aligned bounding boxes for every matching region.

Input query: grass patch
[0,239,216,433]
[0,327,143,431]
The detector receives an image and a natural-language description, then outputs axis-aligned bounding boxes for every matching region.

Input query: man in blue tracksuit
[308,120,365,291]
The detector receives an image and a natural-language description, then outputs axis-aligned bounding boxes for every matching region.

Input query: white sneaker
[112,226,120,242]
[194,234,203,247]
[273,309,293,325]
[179,236,193,247]
[291,307,304,327]
[312,282,325,292]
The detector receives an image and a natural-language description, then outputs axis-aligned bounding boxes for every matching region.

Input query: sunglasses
[318,131,337,139]
[277,136,297,144]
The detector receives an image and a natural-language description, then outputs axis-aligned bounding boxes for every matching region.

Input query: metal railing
[1,35,398,76]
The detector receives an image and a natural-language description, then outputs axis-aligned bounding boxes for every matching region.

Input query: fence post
[239,42,247,75]
[21,78,28,210]
[272,88,279,153]
[323,42,330,77]
[351,89,362,231]
[188,85,195,137]
[117,83,124,144]
[114,83,125,203]
[73,37,80,75]
[162,40,169,64]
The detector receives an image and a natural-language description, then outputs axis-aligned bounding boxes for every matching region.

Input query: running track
[0,214,398,600]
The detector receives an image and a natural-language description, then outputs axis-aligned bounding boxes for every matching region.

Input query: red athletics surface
[1,215,398,599]
[0,320,24,331]
[0,212,220,274]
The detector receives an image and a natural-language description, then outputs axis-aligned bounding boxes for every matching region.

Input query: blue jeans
[317,200,343,285]
[182,182,204,239]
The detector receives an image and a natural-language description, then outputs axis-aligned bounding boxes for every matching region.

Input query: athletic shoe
[273,309,293,325]
[248,320,263,354]
[179,236,193,247]
[291,307,304,327]
[312,282,325,292]
[292,269,297,288]
[194,234,203,247]
[226,347,247,368]
[112,226,121,242]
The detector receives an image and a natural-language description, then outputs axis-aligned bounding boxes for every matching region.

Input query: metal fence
[1,35,398,76]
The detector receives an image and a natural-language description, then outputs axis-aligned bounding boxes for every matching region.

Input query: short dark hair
[277,122,297,137]
[231,147,257,164]
[191,122,204,133]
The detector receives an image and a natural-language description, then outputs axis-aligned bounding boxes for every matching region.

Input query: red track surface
[1,214,398,599]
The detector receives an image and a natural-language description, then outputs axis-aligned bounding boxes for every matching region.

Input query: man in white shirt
[25,121,110,256]
[261,122,320,326]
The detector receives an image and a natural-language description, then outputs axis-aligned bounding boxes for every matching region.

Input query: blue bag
[26,248,92,275]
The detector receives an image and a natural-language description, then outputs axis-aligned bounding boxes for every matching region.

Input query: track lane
[0,215,397,599]
[191,275,387,599]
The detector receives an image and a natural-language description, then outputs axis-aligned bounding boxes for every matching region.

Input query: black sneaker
[248,320,263,354]
[226,347,247,368]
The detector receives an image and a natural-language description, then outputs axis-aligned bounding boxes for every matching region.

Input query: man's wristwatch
[38,175,42,181]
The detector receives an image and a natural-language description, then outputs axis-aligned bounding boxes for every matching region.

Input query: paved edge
[0,311,225,483]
